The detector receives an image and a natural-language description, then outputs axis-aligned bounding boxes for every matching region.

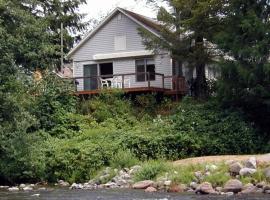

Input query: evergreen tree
[140,0,222,99]
[214,0,270,135]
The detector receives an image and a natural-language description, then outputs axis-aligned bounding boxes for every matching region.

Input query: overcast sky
[79,0,167,21]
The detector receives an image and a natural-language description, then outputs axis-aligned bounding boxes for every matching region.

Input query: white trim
[67,7,161,58]
[93,50,154,60]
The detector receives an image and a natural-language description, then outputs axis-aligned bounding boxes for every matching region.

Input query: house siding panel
[72,13,146,62]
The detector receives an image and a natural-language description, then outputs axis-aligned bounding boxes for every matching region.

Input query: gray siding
[72,12,147,61]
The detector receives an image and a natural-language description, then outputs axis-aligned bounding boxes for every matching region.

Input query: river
[0,189,269,200]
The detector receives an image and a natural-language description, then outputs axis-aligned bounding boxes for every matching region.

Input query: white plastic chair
[100,78,109,88]
[112,76,131,88]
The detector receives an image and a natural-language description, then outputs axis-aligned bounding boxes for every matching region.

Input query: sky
[79,0,168,21]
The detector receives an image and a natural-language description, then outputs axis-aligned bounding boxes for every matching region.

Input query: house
[67,7,214,96]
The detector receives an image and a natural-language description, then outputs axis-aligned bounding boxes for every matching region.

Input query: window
[136,58,156,82]
[114,36,126,51]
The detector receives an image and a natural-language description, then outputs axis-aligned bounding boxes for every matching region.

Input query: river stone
[223,179,243,193]
[256,182,265,189]
[241,184,258,194]
[164,180,172,186]
[229,162,243,175]
[263,167,270,179]
[196,182,216,194]
[23,186,33,191]
[8,187,19,191]
[263,185,270,192]
[132,180,154,189]
[19,184,26,188]
[245,157,257,169]
[216,187,223,193]
[190,182,198,190]
[239,168,257,176]
[168,184,186,193]
[58,180,70,187]
[145,186,157,192]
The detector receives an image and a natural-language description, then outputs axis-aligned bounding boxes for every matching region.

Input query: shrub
[134,160,168,181]
[110,149,139,169]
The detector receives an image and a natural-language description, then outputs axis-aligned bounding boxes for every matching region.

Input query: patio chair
[112,76,131,88]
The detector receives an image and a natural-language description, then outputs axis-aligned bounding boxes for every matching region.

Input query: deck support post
[122,75,125,89]
[147,72,150,88]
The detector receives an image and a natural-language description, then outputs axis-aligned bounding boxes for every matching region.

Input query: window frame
[135,58,156,82]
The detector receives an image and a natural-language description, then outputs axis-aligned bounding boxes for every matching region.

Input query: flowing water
[0,189,269,200]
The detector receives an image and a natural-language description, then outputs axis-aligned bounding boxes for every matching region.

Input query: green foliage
[110,149,139,169]
[134,160,169,181]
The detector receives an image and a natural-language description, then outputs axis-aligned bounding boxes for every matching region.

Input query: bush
[110,149,139,169]
[134,160,168,181]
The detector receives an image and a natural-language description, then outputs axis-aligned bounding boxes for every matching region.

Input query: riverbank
[2,155,270,197]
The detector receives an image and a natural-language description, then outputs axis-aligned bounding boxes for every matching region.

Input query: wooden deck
[71,72,188,96]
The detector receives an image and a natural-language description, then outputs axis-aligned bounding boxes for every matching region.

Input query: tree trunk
[194,36,208,99]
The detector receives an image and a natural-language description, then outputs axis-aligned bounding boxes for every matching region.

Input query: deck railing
[71,72,187,93]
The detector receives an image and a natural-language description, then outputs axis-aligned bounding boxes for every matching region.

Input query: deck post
[162,74,165,90]
[122,75,125,89]
[147,72,150,88]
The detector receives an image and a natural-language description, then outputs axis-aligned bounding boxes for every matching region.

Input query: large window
[136,58,155,82]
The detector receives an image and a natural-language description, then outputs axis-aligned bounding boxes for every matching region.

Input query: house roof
[67,7,162,58]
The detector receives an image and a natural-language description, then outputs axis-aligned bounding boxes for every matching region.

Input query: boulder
[215,187,223,193]
[223,179,243,193]
[168,184,186,193]
[241,184,259,194]
[19,184,26,188]
[0,186,9,189]
[8,187,19,192]
[129,165,142,175]
[23,186,33,191]
[263,185,270,193]
[245,157,257,169]
[58,180,70,187]
[190,182,198,190]
[164,180,172,186]
[239,168,257,176]
[263,167,270,179]
[132,180,154,189]
[145,186,157,192]
[256,182,266,188]
[196,182,217,194]
[70,183,83,190]
[194,171,203,180]
[229,162,243,175]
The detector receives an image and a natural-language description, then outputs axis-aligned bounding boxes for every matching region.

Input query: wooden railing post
[147,72,150,88]
[162,74,165,90]
[122,74,125,89]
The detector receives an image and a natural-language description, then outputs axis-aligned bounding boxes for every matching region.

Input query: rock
[8,187,19,192]
[223,179,243,193]
[256,182,266,188]
[190,182,198,190]
[0,186,9,189]
[263,185,270,193]
[58,180,70,187]
[168,184,186,193]
[70,183,83,190]
[263,167,270,179]
[245,157,257,169]
[19,184,26,188]
[104,182,118,188]
[164,180,172,186]
[128,166,139,175]
[241,184,259,194]
[145,186,157,192]
[225,192,234,196]
[31,194,40,197]
[194,171,203,180]
[196,182,217,194]
[265,190,270,194]
[239,168,257,176]
[23,186,33,191]
[229,162,243,175]
[216,187,223,193]
[132,180,154,189]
